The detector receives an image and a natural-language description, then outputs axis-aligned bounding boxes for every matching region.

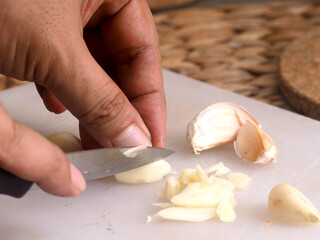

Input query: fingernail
[112,124,152,147]
[70,163,86,194]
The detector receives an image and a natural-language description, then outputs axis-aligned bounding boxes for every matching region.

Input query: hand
[0,0,166,196]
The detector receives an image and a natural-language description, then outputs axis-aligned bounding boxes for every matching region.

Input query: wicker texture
[154,1,320,111]
[1,1,319,114]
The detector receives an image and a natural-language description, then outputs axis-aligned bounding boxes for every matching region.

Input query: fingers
[0,104,86,196]
[35,84,67,114]
[87,0,166,147]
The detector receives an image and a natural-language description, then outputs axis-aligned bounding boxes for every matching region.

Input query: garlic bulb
[235,120,277,164]
[187,102,258,154]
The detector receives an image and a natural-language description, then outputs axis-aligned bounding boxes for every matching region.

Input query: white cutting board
[0,70,319,240]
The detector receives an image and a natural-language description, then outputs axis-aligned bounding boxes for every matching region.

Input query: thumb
[0,104,86,196]
[42,39,152,148]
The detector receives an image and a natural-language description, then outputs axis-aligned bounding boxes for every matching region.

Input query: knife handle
[0,168,33,198]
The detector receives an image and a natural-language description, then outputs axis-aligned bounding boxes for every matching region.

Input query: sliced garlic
[211,177,236,191]
[204,162,231,176]
[114,159,171,184]
[216,200,237,222]
[47,132,83,153]
[227,172,251,190]
[235,120,277,164]
[195,164,210,184]
[157,207,216,222]
[268,183,320,225]
[178,168,198,187]
[122,145,148,157]
[162,176,182,201]
[171,182,234,207]
[152,203,174,208]
[187,102,258,154]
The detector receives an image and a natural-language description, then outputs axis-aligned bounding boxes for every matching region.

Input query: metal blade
[65,147,174,181]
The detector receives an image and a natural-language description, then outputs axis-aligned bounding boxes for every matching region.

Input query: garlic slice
[235,120,277,164]
[162,176,182,201]
[268,184,320,225]
[157,207,216,222]
[47,132,83,153]
[204,162,231,176]
[227,172,251,190]
[187,102,258,154]
[171,182,234,207]
[216,200,237,222]
[114,159,171,184]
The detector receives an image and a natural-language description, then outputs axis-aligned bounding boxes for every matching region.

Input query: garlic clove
[235,120,277,164]
[157,207,216,222]
[47,132,83,153]
[114,159,171,184]
[216,200,237,222]
[227,172,251,190]
[187,102,258,154]
[171,182,234,207]
[268,183,320,225]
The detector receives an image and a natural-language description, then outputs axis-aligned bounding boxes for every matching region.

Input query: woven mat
[1,1,319,114]
[154,1,320,112]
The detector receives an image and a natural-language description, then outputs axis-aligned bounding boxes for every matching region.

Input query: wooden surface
[279,28,320,120]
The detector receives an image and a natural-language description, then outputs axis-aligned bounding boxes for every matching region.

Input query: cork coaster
[279,29,320,120]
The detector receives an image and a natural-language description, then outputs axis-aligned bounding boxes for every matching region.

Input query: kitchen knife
[0,147,174,198]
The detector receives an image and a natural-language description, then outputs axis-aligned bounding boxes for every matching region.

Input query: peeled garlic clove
[47,132,83,153]
[157,207,216,222]
[227,172,251,190]
[162,176,182,201]
[235,120,277,164]
[114,159,171,184]
[187,102,258,154]
[171,182,234,207]
[216,200,236,222]
[268,184,320,225]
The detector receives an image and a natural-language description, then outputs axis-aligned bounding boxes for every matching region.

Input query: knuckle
[79,90,126,131]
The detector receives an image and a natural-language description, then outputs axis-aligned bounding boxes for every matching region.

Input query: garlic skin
[47,132,83,153]
[235,120,277,164]
[268,184,320,225]
[187,102,258,154]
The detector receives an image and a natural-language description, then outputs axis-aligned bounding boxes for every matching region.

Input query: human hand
[0,0,165,196]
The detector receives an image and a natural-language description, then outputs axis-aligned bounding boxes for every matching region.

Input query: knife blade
[0,147,174,198]
[66,147,174,181]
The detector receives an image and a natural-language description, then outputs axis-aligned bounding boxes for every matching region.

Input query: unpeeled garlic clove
[187,102,258,154]
[235,120,277,164]
[268,184,320,225]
